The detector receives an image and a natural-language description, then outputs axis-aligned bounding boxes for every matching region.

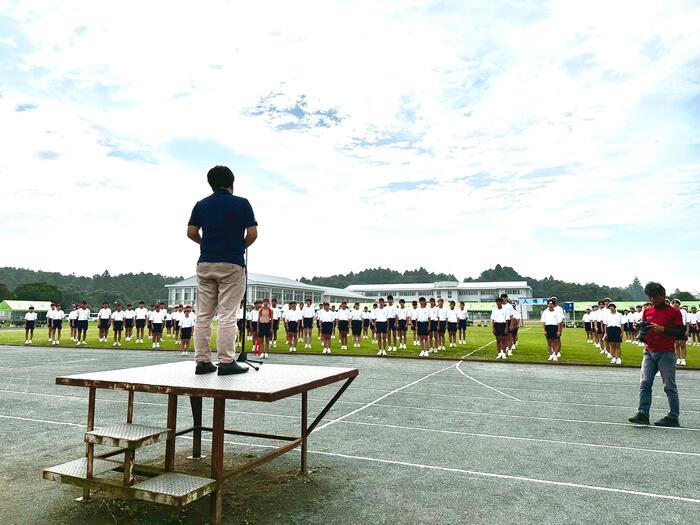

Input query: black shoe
[217,361,249,376]
[628,412,650,425]
[654,416,680,427]
[195,362,217,375]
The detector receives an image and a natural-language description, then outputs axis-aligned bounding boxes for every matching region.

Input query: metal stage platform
[43,361,358,524]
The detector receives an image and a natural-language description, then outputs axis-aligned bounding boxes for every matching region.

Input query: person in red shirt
[629,282,684,427]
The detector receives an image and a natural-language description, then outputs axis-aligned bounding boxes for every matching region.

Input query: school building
[165,273,366,308]
[344,281,533,304]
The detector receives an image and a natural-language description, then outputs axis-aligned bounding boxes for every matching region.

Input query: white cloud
[1,0,699,291]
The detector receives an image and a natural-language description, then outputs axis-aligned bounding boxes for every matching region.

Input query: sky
[1,0,699,291]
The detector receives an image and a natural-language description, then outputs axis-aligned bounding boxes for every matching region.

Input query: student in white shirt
[385,295,398,352]
[415,297,431,357]
[491,297,509,360]
[372,297,389,356]
[671,299,688,366]
[541,299,564,361]
[75,302,91,345]
[150,303,166,348]
[369,304,378,342]
[501,294,514,354]
[457,301,469,345]
[134,301,148,343]
[47,303,56,343]
[271,298,282,348]
[301,298,316,349]
[336,301,351,350]
[350,302,363,348]
[428,298,439,353]
[410,300,419,346]
[179,306,195,355]
[68,305,79,342]
[173,304,184,344]
[446,300,459,348]
[284,301,301,351]
[97,302,112,343]
[604,303,623,365]
[111,303,125,347]
[689,307,699,347]
[123,304,135,341]
[235,302,245,349]
[582,308,593,343]
[396,299,409,350]
[510,304,521,350]
[436,298,448,351]
[165,308,174,338]
[24,307,37,344]
[361,307,371,339]
[317,302,336,354]
[146,304,155,340]
[51,304,65,346]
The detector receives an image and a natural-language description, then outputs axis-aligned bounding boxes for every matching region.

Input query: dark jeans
[638,350,679,420]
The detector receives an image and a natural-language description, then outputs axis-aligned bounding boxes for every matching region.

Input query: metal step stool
[86,423,171,449]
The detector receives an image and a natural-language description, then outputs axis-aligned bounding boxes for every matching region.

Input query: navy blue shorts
[375,321,388,334]
[417,321,429,337]
[180,327,193,340]
[321,322,334,336]
[545,325,560,340]
[99,319,110,330]
[287,321,298,333]
[584,322,592,332]
[338,320,349,333]
[258,322,271,338]
[493,322,507,337]
[398,319,407,331]
[351,320,362,336]
[77,320,88,331]
[429,320,438,333]
[113,321,123,332]
[152,323,163,334]
[447,322,457,333]
[303,317,314,329]
[135,319,146,329]
[458,319,467,329]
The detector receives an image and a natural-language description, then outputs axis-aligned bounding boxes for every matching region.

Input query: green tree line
[0,267,182,307]
[301,264,696,302]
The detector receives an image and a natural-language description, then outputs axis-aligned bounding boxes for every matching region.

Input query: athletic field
[0,323,697,369]
[1,344,699,524]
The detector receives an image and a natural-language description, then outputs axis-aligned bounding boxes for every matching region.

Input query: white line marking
[455,334,529,401]
[0,414,83,427]
[461,339,496,358]
[455,362,522,401]
[313,363,457,432]
[189,436,700,505]
[366,402,700,432]
[3,389,700,434]
[340,420,700,457]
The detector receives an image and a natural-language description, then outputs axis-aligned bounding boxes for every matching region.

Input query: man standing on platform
[187,165,258,375]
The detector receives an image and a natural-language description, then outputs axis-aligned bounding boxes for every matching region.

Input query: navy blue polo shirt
[188,189,257,267]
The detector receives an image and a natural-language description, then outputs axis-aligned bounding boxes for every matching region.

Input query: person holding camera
[629,282,684,427]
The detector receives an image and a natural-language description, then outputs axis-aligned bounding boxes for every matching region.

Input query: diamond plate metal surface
[44,458,116,479]
[87,423,167,442]
[57,361,358,400]
[132,473,215,497]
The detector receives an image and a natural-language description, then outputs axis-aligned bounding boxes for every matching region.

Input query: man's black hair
[387,295,393,300]
[207,165,235,190]
[500,293,508,299]
[644,281,666,297]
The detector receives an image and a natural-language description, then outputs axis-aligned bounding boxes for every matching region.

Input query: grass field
[1,346,699,524]
[0,321,698,369]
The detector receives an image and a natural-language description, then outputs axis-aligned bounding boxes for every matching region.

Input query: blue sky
[1,0,699,292]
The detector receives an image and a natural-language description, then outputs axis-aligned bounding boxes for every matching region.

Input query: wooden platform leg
[301,391,308,475]
[79,387,96,501]
[188,396,206,460]
[123,390,135,486]
[165,394,178,472]
[210,397,225,525]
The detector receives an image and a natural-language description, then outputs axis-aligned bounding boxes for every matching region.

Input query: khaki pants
[194,262,245,364]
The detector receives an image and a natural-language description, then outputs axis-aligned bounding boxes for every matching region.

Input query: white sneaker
[507,349,512,356]
[616,358,622,365]
[553,355,558,362]
[610,358,616,364]
[377,350,382,356]
[547,354,553,361]
[76,341,81,346]
[152,343,156,348]
[681,359,687,366]
[676,359,681,365]
[82,341,88,345]
[556,352,561,358]
[113,342,118,347]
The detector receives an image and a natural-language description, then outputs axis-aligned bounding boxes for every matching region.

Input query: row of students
[33,302,197,354]
[238,296,472,357]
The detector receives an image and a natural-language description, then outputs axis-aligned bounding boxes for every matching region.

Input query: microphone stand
[237,248,262,371]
